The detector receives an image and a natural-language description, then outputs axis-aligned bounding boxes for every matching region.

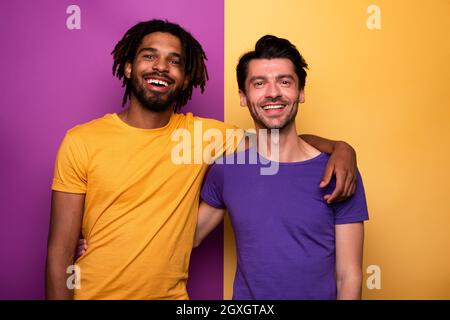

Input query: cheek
[287,89,302,102]
[248,92,265,105]
[171,64,184,75]
[173,70,186,86]
[248,97,261,109]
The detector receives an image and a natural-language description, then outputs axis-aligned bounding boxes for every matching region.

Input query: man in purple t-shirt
[195,35,369,300]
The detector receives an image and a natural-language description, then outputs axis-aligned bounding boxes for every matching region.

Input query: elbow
[45,245,76,274]
[336,270,363,300]
[193,238,202,248]
[338,270,363,287]
[193,228,205,248]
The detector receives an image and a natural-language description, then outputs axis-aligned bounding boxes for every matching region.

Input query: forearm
[194,218,210,247]
[45,248,75,299]
[194,216,222,248]
[194,202,225,248]
[337,271,362,300]
[300,134,336,154]
[46,191,85,299]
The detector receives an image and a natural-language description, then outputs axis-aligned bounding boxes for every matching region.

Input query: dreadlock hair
[112,19,208,112]
[236,35,308,93]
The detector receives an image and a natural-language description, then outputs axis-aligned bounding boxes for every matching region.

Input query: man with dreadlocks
[46,19,358,299]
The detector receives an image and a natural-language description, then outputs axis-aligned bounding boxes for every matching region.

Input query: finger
[349,176,357,197]
[326,170,345,203]
[349,184,356,198]
[345,173,357,198]
[342,173,354,199]
[352,173,358,191]
[320,163,334,188]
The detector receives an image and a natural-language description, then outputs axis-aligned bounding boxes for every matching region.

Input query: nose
[265,82,282,100]
[152,58,169,73]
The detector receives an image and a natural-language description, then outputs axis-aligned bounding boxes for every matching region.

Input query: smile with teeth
[262,104,285,110]
[146,78,169,87]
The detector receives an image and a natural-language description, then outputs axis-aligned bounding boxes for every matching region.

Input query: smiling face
[239,58,304,130]
[125,32,189,112]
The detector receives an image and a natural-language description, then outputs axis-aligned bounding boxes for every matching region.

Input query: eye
[143,54,156,60]
[168,59,180,65]
[254,81,264,88]
[280,79,291,86]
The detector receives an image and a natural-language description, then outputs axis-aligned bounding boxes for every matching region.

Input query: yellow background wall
[224,0,450,299]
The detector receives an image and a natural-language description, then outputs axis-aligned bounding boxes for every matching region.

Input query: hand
[75,238,87,260]
[320,141,357,203]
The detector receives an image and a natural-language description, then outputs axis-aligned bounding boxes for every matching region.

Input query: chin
[143,103,172,113]
[261,119,284,129]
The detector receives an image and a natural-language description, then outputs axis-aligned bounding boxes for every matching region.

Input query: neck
[117,95,173,129]
[256,121,320,162]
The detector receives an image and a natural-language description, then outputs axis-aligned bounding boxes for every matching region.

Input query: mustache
[143,72,175,84]
[260,97,290,105]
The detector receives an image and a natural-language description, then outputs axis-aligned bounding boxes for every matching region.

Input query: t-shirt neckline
[110,112,177,134]
[248,146,326,166]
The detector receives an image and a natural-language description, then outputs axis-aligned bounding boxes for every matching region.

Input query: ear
[182,77,189,90]
[238,90,247,107]
[298,90,305,104]
[125,61,132,79]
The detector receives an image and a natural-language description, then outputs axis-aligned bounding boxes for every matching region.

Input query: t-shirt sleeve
[200,163,225,209]
[332,171,369,224]
[52,132,88,194]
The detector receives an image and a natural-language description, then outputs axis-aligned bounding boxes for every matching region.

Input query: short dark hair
[236,35,308,93]
[112,19,208,112]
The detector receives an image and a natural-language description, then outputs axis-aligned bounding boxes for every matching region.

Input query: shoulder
[181,112,237,131]
[203,163,226,189]
[66,113,115,138]
[303,152,331,172]
[206,161,226,175]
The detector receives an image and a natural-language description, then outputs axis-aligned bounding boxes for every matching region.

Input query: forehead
[246,58,296,79]
[137,32,183,54]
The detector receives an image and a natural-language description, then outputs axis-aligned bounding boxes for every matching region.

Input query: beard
[130,71,183,113]
[248,97,299,130]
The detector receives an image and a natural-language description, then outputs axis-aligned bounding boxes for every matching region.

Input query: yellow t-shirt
[52,112,239,299]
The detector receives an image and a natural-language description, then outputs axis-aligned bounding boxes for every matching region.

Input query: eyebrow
[277,74,296,80]
[248,74,296,82]
[137,47,182,58]
[248,76,266,82]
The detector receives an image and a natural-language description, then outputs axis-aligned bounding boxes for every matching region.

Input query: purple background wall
[0,0,224,299]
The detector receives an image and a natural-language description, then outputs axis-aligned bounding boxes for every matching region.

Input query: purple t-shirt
[200,150,369,300]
